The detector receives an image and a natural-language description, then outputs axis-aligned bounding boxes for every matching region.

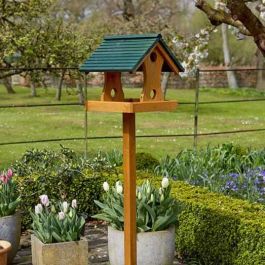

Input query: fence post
[84,73,88,159]
[194,68,200,149]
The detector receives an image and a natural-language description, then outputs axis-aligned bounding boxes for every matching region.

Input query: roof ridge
[104,34,161,41]
[80,33,184,73]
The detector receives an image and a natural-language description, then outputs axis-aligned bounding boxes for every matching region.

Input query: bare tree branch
[195,0,251,35]
[195,0,265,56]
[227,0,265,55]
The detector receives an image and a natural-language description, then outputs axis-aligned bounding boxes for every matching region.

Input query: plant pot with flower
[0,241,12,265]
[0,169,21,264]
[93,178,181,265]
[31,196,88,265]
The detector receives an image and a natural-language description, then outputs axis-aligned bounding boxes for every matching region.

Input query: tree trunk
[123,0,135,20]
[3,77,16,94]
[221,24,238,89]
[30,81,37,97]
[76,79,84,104]
[161,72,170,97]
[256,49,265,90]
[56,70,65,101]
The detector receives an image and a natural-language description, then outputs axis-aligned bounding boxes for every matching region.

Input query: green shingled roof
[79,34,184,73]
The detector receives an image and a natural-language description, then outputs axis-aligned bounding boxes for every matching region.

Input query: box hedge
[170,181,265,265]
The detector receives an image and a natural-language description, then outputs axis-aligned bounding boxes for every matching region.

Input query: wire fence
[0,67,265,156]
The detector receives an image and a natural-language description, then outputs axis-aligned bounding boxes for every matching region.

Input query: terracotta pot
[31,235,88,265]
[0,241,12,265]
[108,225,176,265]
[0,212,21,264]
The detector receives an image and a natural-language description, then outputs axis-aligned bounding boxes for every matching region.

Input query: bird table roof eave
[79,34,184,74]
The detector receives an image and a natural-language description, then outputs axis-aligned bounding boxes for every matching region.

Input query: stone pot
[0,241,12,265]
[0,212,21,264]
[31,235,88,265]
[108,225,175,265]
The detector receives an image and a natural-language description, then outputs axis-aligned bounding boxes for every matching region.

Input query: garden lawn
[0,85,265,168]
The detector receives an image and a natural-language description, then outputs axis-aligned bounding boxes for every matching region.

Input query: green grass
[0,85,265,169]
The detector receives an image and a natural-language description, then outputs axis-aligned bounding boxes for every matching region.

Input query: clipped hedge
[170,181,265,265]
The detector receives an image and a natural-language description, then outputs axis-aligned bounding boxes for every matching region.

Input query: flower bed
[9,146,265,264]
[155,144,265,203]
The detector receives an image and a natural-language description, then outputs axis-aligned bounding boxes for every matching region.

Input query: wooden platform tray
[86,100,178,113]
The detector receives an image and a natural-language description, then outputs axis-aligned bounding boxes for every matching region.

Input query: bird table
[79,34,184,265]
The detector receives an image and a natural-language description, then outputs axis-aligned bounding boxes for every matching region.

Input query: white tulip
[161,177,169,189]
[116,184,123,194]
[150,194,154,203]
[39,194,49,207]
[137,191,142,200]
[103,182,109,192]
[58,211,65,220]
[115,181,121,188]
[71,199,77,209]
[62,201,69,213]
[35,204,43,214]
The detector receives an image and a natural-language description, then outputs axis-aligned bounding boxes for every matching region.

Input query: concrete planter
[0,212,21,264]
[31,235,88,265]
[108,225,175,265]
[0,241,12,265]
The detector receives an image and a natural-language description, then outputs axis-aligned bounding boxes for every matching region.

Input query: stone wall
[87,72,197,89]
[87,67,259,89]
[199,66,258,88]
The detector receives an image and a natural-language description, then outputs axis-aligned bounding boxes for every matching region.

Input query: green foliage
[10,145,265,263]
[13,147,110,229]
[31,200,85,243]
[0,169,20,217]
[105,149,123,167]
[0,0,91,92]
[93,179,181,232]
[86,151,120,174]
[171,181,265,265]
[136,152,159,171]
[154,144,265,202]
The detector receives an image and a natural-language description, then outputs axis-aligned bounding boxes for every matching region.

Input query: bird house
[80,34,184,113]
[79,34,184,265]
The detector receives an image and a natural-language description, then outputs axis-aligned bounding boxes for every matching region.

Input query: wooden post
[123,112,137,265]
[194,68,200,150]
[84,73,88,159]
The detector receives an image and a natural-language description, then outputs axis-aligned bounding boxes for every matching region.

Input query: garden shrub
[170,181,265,265]
[15,171,105,229]
[136,152,159,171]
[12,147,121,229]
